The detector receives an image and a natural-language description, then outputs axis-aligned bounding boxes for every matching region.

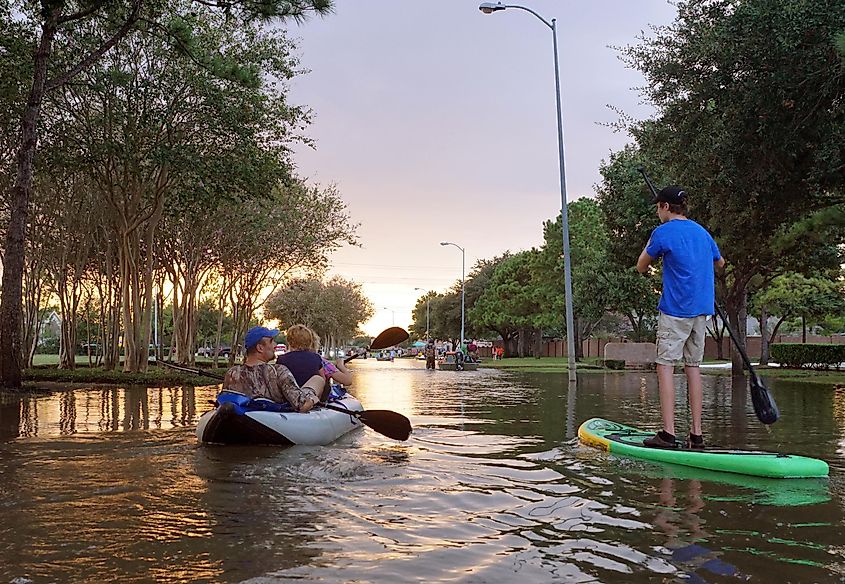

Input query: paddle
[159,359,413,440]
[714,304,780,425]
[344,326,409,363]
[636,165,780,425]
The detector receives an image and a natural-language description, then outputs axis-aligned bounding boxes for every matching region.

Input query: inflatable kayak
[197,389,363,446]
[578,418,829,479]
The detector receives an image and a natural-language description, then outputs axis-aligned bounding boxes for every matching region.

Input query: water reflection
[1,386,206,439]
[0,362,843,582]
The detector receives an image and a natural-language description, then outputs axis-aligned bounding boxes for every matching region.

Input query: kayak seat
[215,390,294,414]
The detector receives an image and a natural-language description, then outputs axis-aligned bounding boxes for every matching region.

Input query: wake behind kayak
[578,418,828,479]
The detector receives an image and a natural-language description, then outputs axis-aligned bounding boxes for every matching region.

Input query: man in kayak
[636,186,725,449]
[224,325,325,412]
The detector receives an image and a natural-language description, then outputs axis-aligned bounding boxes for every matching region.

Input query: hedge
[22,365,229,386]
[770,343,845,370]
[602,359,626,370]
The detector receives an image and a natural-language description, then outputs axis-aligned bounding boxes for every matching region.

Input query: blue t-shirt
[645,219,721,318]
[276,350,323,386]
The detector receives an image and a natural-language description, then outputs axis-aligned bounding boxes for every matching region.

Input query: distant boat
[437,351,479,371]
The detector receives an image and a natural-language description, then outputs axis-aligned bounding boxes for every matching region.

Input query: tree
[594,146,665,340]
[620,0,845,373]
[264,276,373,347]
[0,0,333,387]
[470,251,544,357]
[219,182,357,363]
[752,273,845,361]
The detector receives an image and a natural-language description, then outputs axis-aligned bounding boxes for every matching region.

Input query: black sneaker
[643,430,677,449]
[686,433,705,450]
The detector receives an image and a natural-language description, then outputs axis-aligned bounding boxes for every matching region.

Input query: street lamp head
[479,2,506,14]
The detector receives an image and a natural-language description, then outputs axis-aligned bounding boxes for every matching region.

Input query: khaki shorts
[656,312,708,366]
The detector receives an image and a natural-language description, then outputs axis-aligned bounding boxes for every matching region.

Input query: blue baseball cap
[244,326,279,350]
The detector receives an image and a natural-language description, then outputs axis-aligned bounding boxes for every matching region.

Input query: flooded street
[1,360,844,583]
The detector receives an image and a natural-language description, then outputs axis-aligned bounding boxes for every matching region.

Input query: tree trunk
[728,291,748,376]
[21,256,45,369]
[759,304,770,366]
[574,318,585,360]
[517,327,526,358]
[802,315,807,344]
[533,328,543,359]
[0,13,59,389]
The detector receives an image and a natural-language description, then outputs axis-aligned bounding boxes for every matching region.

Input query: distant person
[425,341,436,370]
[467,340,478,362]
[636,185,725,450]
[496,346,504,360]
[224,325,324,412]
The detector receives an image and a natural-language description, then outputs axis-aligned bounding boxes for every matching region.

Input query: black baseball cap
[654,185,687,205]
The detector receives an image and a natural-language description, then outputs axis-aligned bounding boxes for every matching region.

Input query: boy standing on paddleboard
[636,186,725,449]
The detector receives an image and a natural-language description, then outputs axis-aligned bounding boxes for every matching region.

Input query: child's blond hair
[286,324,320,352]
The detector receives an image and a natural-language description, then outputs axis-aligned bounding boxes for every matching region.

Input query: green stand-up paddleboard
[579,418,829,479]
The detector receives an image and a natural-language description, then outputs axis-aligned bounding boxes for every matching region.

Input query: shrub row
[22,365,228,386]
[770,343,845,370]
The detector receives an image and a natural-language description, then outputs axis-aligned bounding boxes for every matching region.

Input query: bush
[770,343,845,370]
[602,359,626,370]
[22,364,229,386]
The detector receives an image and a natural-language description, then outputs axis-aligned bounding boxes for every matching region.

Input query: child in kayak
[277,325,353,394]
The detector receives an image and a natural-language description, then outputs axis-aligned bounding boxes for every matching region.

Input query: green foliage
[752,273,845,325]
[619,0,845,336]
[412,255,511,341]
[770,343,845,370]
[602,359,626,370]
[264,276,373,343]
[470,251,545,335]
[22,364,229,385]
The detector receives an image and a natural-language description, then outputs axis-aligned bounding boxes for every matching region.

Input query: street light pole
[479,1,577,382]
[382,307,395,327]
[414,288,431,341]
[440,241,465,350]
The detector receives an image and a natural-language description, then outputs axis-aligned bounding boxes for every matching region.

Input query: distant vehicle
[197,346,232,358]
[77,343,101,356]
[274,344,287,357]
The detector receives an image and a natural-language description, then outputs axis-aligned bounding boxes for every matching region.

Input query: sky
[285,0,678,336]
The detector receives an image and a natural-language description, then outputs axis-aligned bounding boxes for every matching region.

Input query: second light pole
[440,241,465,351]
[414,287,431,341]
[479,1,577,381]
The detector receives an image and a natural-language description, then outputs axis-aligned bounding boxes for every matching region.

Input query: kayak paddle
[160,357,414,440]
[320,403,412,441]
[636,165,780,425]
[344,326,409,363]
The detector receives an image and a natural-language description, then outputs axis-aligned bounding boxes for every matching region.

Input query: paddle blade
[358,409,412,441]
[750,375,779,425]
[369,327,409,351]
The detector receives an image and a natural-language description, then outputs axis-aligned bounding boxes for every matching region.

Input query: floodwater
[1,360,843,583]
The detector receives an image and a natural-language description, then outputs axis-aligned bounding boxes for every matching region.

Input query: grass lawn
[700,365,845,384]
[481,357,606,374]
[482,356,845,384]
[32,354,97,366]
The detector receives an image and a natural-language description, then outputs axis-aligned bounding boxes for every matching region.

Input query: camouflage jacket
[223,363,318,411]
